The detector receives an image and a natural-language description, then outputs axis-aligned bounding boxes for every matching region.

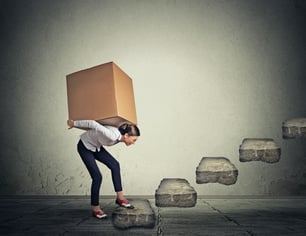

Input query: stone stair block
[196,157,238,185]
[239,138,281,163]
[155,178,197,207]
[112,199,155,229]
[282,118,306,139]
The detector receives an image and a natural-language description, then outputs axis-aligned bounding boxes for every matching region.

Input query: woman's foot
[92,209,107,219]
[115,198,134,209]
[92,205,107,219]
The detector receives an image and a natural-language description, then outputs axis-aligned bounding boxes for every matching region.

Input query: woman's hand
[67,119,74,129]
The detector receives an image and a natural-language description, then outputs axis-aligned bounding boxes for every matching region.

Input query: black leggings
[77,140,122,206]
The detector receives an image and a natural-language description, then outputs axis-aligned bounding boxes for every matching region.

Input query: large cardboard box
[66,62,137,127]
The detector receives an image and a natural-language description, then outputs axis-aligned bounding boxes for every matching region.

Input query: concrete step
[239,138,281,163]
[196,157,238,185]
[155,178,197,207]
[282,117,306,139]
[112,199,155,229]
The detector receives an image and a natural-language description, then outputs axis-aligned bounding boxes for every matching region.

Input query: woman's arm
[74,120,120,141]
[67,120,117,141]
[67,119,90,131]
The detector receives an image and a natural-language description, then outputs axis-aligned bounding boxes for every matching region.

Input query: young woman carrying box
[67,119,140,219]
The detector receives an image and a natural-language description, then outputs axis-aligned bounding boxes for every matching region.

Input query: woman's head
[118,123,140,146]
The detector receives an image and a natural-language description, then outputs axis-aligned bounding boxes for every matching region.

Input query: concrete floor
[0,196,306,236]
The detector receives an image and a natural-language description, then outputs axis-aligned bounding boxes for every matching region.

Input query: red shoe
[115,199,134,209]
[92,210,107,219]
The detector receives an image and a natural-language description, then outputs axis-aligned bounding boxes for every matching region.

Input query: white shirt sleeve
[74,120,119,141]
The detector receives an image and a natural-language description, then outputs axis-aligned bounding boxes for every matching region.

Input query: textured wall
[0,0,305,196]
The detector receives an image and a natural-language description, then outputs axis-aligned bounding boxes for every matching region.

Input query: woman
[67,119,140,219]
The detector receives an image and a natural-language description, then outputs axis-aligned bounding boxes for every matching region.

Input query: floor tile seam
[0,215,23,225]
[75,216,92,226]
[0,204,57,225]
[157,206,163,236]
[202,200,257,236]
[276,211,306,223]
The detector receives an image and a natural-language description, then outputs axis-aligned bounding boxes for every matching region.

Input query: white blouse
[74,120,122,152]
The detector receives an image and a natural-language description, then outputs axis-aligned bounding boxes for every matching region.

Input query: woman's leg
[77,140,102,207]
[94,146,134,208]
[94,146,123,193]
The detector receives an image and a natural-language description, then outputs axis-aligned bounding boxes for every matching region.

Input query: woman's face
[124,134,138,146]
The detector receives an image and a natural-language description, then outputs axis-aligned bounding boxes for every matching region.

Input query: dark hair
[118,123,140,136]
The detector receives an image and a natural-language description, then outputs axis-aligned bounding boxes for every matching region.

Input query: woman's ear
[123,133,129,139]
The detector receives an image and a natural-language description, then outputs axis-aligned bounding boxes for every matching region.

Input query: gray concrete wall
[0,0,305,196]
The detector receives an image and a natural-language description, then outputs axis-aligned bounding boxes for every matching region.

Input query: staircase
[155,178,197,207]
[239,138,281,163]
[196,157,238,185]
[282,118,306,139]
[112,117,306,229]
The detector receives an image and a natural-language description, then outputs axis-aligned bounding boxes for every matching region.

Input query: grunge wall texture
[0,0,305,196]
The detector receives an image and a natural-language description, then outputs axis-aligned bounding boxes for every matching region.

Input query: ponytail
[118,123,140,136]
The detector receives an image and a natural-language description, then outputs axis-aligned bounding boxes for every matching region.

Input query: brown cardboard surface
[66,62,137,127]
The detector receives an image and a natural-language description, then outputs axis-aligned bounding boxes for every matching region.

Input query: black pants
[77,140,122,206]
